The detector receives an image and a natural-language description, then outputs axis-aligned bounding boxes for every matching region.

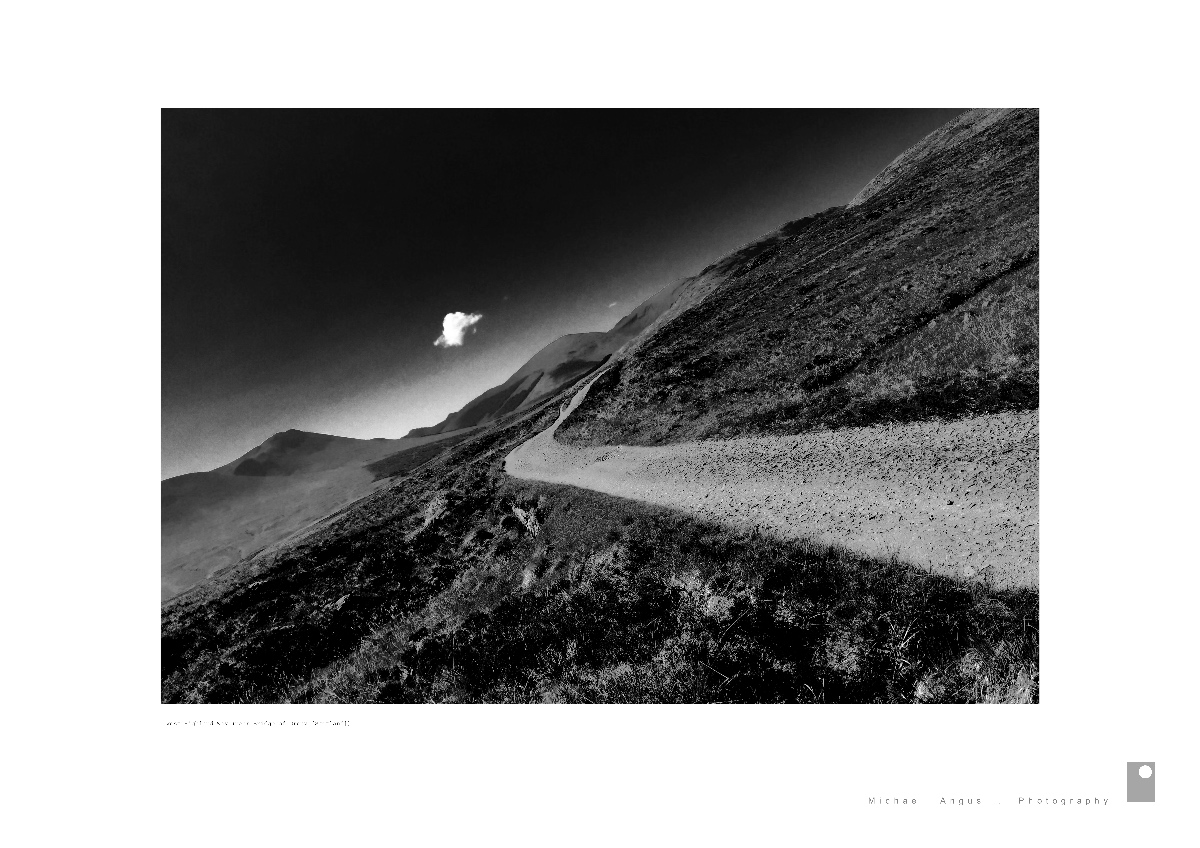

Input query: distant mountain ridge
[162,429,456,600]
[219,429,391,478]
[406,333,608,436]
[405,274,705,436]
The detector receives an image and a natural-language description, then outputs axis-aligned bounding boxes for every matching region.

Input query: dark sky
[162,108,963,478]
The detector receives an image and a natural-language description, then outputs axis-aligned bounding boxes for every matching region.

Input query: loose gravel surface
[506,371,1038,589]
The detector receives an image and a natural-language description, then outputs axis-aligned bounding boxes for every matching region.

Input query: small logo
[1127,762,1155,802]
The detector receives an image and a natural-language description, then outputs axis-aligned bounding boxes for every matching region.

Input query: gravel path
[505,371,1038,589]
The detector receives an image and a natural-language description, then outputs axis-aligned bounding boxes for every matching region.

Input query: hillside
[405,333,610,436]
[557,108,1038,446]
[161,430,460,599]
[163,108,1039,704]
[404,271,715,436]
[163,382,1037,704]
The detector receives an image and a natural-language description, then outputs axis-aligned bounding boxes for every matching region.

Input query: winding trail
[505,370,1038,589]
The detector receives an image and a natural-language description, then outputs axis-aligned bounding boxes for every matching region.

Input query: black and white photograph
[8,3,1195,843]
[161,108,1039,704]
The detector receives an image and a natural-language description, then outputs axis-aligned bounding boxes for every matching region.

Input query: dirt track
[506,371,1038,589]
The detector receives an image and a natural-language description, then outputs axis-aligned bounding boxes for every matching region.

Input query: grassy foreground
[162,394,1038,704]
[293,484,1038,704]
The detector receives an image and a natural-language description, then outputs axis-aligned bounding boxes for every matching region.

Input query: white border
[5,0,1197,842]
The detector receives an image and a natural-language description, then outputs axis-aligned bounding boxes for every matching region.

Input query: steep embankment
[506,371,1037,589]
[558,108,1038,448]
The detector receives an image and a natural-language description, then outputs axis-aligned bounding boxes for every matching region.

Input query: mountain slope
[507,370,1037,589]
[406,333,609,436]
[163,369,1038,704]
[405,270,723,436]
[163,108,1040,704]
[161,430,458,600]
[557,108,1038,447]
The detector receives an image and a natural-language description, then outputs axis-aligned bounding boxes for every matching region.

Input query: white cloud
[607,301,618,308]
[434,311,483,348]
